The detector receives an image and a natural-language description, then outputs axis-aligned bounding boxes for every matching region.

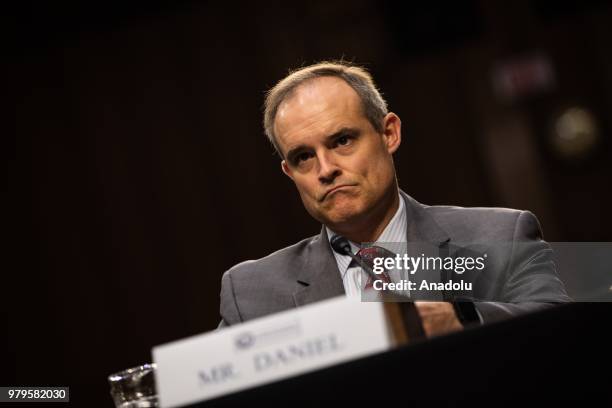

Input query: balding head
[264,61,388,158]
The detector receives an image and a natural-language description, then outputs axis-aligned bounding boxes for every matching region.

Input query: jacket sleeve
[474,210,572,324]
[218,269,243,328]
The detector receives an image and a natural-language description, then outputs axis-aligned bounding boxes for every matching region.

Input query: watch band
[453,300,481,326]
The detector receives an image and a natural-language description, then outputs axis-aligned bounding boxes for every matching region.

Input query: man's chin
[321,209,366,232]
[307,197,368,230]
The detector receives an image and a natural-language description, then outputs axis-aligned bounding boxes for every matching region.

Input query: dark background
[6,0,612,406]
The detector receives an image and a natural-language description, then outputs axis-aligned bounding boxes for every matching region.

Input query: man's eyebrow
[285,127,360,163]
[326,127,360,141]
[286,144,309,164]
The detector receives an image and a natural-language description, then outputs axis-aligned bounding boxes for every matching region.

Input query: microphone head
[330,235,352,255]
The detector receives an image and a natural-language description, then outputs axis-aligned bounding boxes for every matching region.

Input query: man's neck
[331,187,400,244]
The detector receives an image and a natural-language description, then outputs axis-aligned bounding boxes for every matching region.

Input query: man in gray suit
[219,62,570,335]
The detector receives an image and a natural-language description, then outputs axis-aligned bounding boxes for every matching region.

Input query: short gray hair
[263,61,388,158]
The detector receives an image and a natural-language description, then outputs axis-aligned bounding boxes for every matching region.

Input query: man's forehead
[274,77,364,149]
[278,76,359,114]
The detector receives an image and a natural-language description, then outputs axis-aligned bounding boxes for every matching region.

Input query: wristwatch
[452,300,482,326]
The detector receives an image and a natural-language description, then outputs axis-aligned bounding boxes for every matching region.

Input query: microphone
[330,235,378,281]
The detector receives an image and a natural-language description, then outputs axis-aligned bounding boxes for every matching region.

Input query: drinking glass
[108,363,158,408]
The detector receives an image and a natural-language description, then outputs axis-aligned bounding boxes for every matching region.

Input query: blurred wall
[7,0,612,406]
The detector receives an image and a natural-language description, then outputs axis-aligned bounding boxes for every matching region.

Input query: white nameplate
[153,296,392,407]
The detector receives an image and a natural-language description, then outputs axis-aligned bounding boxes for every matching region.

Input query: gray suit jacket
[219,192,570,327]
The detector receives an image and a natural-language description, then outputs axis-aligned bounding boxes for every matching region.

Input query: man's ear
[382,112,402,154]
[281,160,294,180]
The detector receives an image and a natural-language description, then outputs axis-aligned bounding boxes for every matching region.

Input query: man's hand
[414,301,463,337]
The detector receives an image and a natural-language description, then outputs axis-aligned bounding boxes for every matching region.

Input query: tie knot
[356,246,389,268]
[356,246,393,289]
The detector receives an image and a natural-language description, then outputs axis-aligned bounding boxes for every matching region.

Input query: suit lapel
[401,190,454,300]
[293,227,345,307]
[400,190,450,246]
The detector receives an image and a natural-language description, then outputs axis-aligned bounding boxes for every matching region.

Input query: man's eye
[335,135,351,146]
[296,152,313,163]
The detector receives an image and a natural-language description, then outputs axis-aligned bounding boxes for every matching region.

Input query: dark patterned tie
[356,246,392,289]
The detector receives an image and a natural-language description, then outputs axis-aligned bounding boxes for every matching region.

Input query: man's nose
[317,151,341,184]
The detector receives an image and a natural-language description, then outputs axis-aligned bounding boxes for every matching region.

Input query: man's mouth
[321,185,356,201]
